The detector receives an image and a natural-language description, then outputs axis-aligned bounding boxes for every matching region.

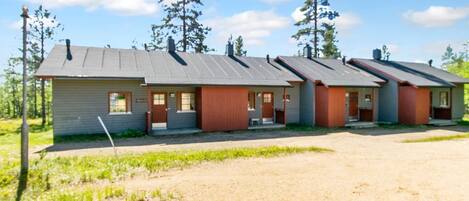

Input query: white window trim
[176,110,196,113]
[108,112,133,116]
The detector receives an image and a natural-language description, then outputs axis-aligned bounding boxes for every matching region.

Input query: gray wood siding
[378,80,399,123]
[299,80,315,125]
[53,79,147,136]
[451,84,465,120]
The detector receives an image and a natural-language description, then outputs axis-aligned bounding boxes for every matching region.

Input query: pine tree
[29,5,63,126]
[442,45,456,69]
[292,0,339,58]
[320,23,340,59]
[234,36,247,56]
[151,0,211,52]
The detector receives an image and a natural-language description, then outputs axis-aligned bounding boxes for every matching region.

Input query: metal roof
[349,58,466,87]
[277,56,384,87]
[36,45,302,87]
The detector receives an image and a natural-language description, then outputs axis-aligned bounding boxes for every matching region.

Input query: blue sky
[0,0,468,76]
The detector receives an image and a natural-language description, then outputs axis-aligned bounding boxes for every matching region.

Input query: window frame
[108,91,132,115]
[439,91,449,108]
[248,91,256,111]
[177,92,196,112]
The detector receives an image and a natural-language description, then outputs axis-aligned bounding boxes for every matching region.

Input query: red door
[348,92,358,117]
[262,92,274,119]
[152,93,167,123]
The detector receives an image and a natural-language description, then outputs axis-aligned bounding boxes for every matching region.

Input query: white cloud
[9,15,60,30]
[27,0,158,16]
[291,7,361,33]
[205,10,289,45]
[259,0,291,5]
[403,6,469,28]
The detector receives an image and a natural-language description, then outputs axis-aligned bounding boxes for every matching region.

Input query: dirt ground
[40,126,469,201]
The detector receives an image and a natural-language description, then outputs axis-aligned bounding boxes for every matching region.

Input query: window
[109,92,131,114]
[263,93,272,103]
[248,92,256,110]
[364,94,372,103]
[178,92,195,111]
[153,94,165,105]
[440,92,449,107]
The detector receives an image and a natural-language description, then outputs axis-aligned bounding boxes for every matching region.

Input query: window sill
[176,110,196,113]
[248,109,256,111]
[109,112,132,116]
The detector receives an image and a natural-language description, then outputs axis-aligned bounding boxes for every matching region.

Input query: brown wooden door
[262,92,274,118]
[348,92,358,117]
[152,93,167,123]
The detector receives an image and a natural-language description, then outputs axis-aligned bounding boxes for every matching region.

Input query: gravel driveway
[40,126,469,200]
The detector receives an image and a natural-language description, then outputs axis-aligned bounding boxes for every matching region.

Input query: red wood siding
[398,86,430,125]
[315,86,346,127]
[197,87,248,132]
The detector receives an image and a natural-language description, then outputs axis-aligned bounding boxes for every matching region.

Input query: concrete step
[345,122,378,129]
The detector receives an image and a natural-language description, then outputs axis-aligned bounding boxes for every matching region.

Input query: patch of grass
[0,145,331,200]
[378,123,428,129]
[403,133,469,143]
[286,123,331,132]
[54,129,146,144]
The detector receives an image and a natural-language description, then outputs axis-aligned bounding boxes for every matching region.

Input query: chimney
[226,41,234,56]
[342,56,347,65]
[372,49,382,60]
[65,39,72,61]
[167,36,175,52]
[266,54,270,63]
[144,43,149,52]
[303,44,312,59]
[428,59,433,67]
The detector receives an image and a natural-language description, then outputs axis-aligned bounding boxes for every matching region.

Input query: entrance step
[345,122,377,129]
[151,128,202,136]
[428,119,457,127]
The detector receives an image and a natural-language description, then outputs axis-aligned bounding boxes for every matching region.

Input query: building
[276,46,385,127]
[35,39,302,136]
[349,50,469,125]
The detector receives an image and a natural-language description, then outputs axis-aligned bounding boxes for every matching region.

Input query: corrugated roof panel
[351,59,452,87]
[278,56,383,87]
[37,45,303,86]
[83,47,103,69]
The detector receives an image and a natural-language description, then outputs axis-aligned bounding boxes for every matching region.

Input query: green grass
[402,133,469,143]
[0,118,332,201]
[1,145,331,200]
[378,123,429,129]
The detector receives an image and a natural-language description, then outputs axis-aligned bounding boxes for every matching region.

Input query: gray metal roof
[277,56,384,87]
[36,45,302,87]
[350,59,466,87]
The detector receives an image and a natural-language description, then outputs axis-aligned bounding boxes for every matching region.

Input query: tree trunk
[313,0,318,58]
[41,79,46,125]
[33,80,37,117]
[40,25,46,126]
[20,6,29,173]
[182,0,187,52]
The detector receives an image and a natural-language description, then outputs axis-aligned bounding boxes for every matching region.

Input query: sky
[0,0,468,79]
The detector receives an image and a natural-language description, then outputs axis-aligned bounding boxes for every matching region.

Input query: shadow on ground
[40,125,469,153]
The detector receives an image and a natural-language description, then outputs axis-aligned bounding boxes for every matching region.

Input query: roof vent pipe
[428,59,433,67]
[266,54,270,63]
[167,36,176,52]
[226,41,234,56]
[144,43,149,52]
[65,39,72,61]
[303,44,312,59]
[372,49,382,60]
[342,56,346,65]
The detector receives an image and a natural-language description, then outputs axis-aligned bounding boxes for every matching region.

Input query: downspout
[146,86,152,134]
[283,87,287,125]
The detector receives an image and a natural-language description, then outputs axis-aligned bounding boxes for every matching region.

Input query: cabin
[349,50,469,125]
[276,45,385,128]
[35,39,303,136]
